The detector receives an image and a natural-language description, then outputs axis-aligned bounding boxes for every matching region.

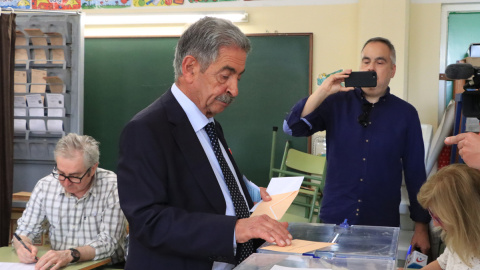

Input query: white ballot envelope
[251,177,303,220]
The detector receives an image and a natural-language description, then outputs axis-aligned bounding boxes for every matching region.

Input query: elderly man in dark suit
[117,17,292,270]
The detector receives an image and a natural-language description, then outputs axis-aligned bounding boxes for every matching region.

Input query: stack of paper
[26,94,46,133]
[14,96,27,133]
[46,93,64,133]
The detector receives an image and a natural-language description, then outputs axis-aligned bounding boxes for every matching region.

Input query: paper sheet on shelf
[14,71,27,93]
[14,119,27,133]
[14,96,27,117]
[46,94,64,117]
[259,239,335,254]
[24,28,47,46]
[15,49,28,64]
[31,69,47,93]
[29,119,46,133]
[51,49,65,64]
[44,76,64,93]
[15,30,27,46]
[26,94,44,117]
[250,177,303,220]
[46,32,63,46]
[47,120,64,133]
[0,262,35,270]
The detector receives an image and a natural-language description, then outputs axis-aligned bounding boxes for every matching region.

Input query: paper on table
[271,265,331,270]
[259,239,335,254]
[0,262,35,270]
[250,177,303,220]
[31,69,47,93]
[14,71,27,93]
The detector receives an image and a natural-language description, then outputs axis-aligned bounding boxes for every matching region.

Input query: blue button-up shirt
[284,88,430,226]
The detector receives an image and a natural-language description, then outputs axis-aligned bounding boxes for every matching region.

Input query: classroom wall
[83,0,444,130]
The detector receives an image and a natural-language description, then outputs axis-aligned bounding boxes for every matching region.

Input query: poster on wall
[0,0,31,8]
[133,0,183,7]
[82,0,131,9]
[32,0,80,9]
[189,0,238,2]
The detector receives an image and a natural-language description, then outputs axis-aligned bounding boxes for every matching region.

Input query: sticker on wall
[32,0,80,9]
[133,0,183,7]
[0,0,31,8]
[82,0,131,9]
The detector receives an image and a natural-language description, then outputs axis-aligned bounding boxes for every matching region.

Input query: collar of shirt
[355,87,391,103]
[171,83,214,131]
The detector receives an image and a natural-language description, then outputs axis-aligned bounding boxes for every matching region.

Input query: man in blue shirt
[283,37,430,254]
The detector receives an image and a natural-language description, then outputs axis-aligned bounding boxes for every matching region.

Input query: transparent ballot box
[236,253,397,270]
[257,222,399,266]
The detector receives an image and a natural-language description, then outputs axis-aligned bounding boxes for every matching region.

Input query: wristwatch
[69,248,80,263]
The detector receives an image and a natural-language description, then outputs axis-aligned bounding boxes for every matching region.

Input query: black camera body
[446,63,480,118]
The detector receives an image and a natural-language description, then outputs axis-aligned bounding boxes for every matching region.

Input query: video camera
[445,63,480,118]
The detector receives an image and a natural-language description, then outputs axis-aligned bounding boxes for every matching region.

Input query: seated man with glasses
[12,133,127,269]
[283,37,431,254]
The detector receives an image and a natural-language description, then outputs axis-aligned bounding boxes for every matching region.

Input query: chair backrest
[285,148,326,176]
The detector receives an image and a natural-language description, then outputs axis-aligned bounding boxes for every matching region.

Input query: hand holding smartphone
[344,71,377,87]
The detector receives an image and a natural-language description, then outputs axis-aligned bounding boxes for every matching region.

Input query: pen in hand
[13,233,38,261]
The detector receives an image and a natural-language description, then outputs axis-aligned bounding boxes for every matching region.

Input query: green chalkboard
[84,34,312,187]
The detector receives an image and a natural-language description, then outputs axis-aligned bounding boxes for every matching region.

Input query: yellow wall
[84,1,443,130]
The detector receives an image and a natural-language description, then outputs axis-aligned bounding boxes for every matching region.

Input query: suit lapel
[162,90,226,214]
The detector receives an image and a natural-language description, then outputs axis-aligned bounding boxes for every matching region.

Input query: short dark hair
[362,37,396,65]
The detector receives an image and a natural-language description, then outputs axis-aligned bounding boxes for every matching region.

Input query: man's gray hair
[362,37,396,65]
[173,16,251,81]
[54,133,100,168]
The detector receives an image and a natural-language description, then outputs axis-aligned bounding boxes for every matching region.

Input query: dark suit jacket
[117,89,256,270]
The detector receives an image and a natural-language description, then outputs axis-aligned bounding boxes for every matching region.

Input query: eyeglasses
[52,166,92,184]
[358,103,373,128]
[428,208,443,226]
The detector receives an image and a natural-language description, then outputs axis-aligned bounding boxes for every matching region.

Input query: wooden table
[0,246,111,270]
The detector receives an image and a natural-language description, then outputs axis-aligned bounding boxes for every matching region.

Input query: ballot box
[256,222,399,269]
[236,253,397,270]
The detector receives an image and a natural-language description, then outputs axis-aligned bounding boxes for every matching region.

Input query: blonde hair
[417,164,480,266]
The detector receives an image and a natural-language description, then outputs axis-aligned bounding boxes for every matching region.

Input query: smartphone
[344,71,377,87]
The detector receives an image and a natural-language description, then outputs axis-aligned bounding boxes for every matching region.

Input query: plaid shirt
[15,168,127,264]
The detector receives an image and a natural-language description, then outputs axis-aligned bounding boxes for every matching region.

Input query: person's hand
[411,222,430,255]
[34,250,71,270]
[445,132,480,170]
[235,214,292,246]
[302,69,354,117]
[259,187,271,202]
[317,69,355,96]
[14,240,38,264]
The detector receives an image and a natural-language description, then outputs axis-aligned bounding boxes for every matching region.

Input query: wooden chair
[269,127,327,222]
